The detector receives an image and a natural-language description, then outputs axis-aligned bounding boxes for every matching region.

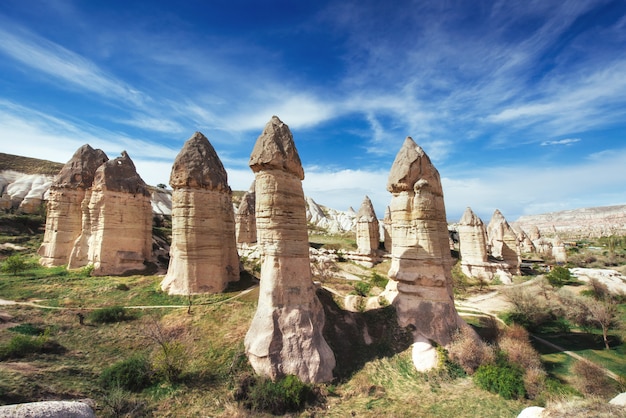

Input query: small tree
[585,299,619,350]
[1,254,27,275]
[545,266,572,289]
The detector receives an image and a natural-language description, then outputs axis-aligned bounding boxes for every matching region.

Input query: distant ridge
[514,204,626,237]
[0,152,64,175]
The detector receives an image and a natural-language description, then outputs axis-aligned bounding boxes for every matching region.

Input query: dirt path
[455,286,621,383]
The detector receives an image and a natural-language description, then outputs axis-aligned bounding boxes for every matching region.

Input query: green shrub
[1,254,28,275]
[8,323,45,336]
[0,332,61,360]
[89,306,134,324]
[235,374,315,415]
[545,266,573,288]
[370,272,388,289]
[99,355,153,392]
[473,356,526,400]
[352,281,371,297]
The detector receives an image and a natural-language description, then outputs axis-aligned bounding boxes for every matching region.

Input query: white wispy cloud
[0,20,143,105]
[540,138,581,146]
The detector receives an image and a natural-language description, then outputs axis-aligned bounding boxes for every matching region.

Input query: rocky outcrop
[514,226,536,254]
[244,116,335,383]
[552,235,567,264]
[0,400,96,417]
[68,152,152,275]
[235,181,257,245]
[457,207,518,283]
[161,132,239,294]
[487,209,521,275]
[381,137,467,369]
[514,204,626,238]
[0,171,54,213]
[305,197,356,233]
[355,195,380,255]
[38,145,108,267]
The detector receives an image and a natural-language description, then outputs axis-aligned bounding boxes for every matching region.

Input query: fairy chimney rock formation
[235,181,257,245]
[160,132,239,294]
[486,209,521,275]
[39,144,108,267]
[244,116,336,383]
[552,235,567,264]
[68,151,152,275]
[457,207,495,280]
[383,206,392,252]
[382,137,467,365]
[355,195,380,255]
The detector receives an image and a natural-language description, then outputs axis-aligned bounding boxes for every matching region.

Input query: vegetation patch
[88,306,136,324]
[99,354,153,392]
[234,374,318,415]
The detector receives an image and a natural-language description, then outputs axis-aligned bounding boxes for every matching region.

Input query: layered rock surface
[487,209,521,275]
[355,195,380,255]
[382,137,466,357]
[161,132,239,294]
[235,181,257,245]
[383,206,392,252]
[244,116,335,383]
[458,207,493,280]
[68,152,152,275]
[38,145,108,267]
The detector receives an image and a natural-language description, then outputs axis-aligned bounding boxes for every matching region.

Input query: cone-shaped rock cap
[237,189,256,216]
[249,116,304,179]
[170,132,229,191]
[459,207,484,226]
[387,137,442,194]
[356,195,377,221]
[54,144,109,189]
[93,151,149,196]
[489,209,506,224]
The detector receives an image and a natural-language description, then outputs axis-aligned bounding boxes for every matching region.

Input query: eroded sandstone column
[235,181,257,245]
[68,151,152,275]
[382,137,465,353]
[552,235,567,264]
[244,116,335,383]
[39,145,108,267]
[487,209,521,275]
[355,195,380,255]
[458,207,493,281]
[160,132,240,294]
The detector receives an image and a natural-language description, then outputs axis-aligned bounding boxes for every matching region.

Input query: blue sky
[1,0,625,222]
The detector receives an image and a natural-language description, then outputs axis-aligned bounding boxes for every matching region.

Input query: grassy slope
[0,153,64,175]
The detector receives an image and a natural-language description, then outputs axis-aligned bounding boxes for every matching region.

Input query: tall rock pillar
[458,207,493,280]
[355,195,380,255]
[244,116,335,383]
[38,145,108,267]
[161,132,239,294]
[382,137,465,353]
[68,152,152,275]
[235,181,257,245]
[486,209,521,275]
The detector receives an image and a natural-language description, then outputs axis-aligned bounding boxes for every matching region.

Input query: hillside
[514,205,626,238]
[0,153,63,175]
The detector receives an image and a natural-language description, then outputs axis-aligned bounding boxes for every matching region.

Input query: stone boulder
[39,144,108,267]
[161,132,239,294]
[244,116,335,383]
[355,195,380,255]
[0,400,95,417]
[381,137,468,360]
[68,151,152,275]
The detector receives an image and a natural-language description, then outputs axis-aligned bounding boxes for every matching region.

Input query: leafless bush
[571,359,613,398]
[498,324,542,370]
[523,367,547,400]
[447,326,495,374]
[503,287,552,329]
[588,277,610,300]
[311,256,338,282]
